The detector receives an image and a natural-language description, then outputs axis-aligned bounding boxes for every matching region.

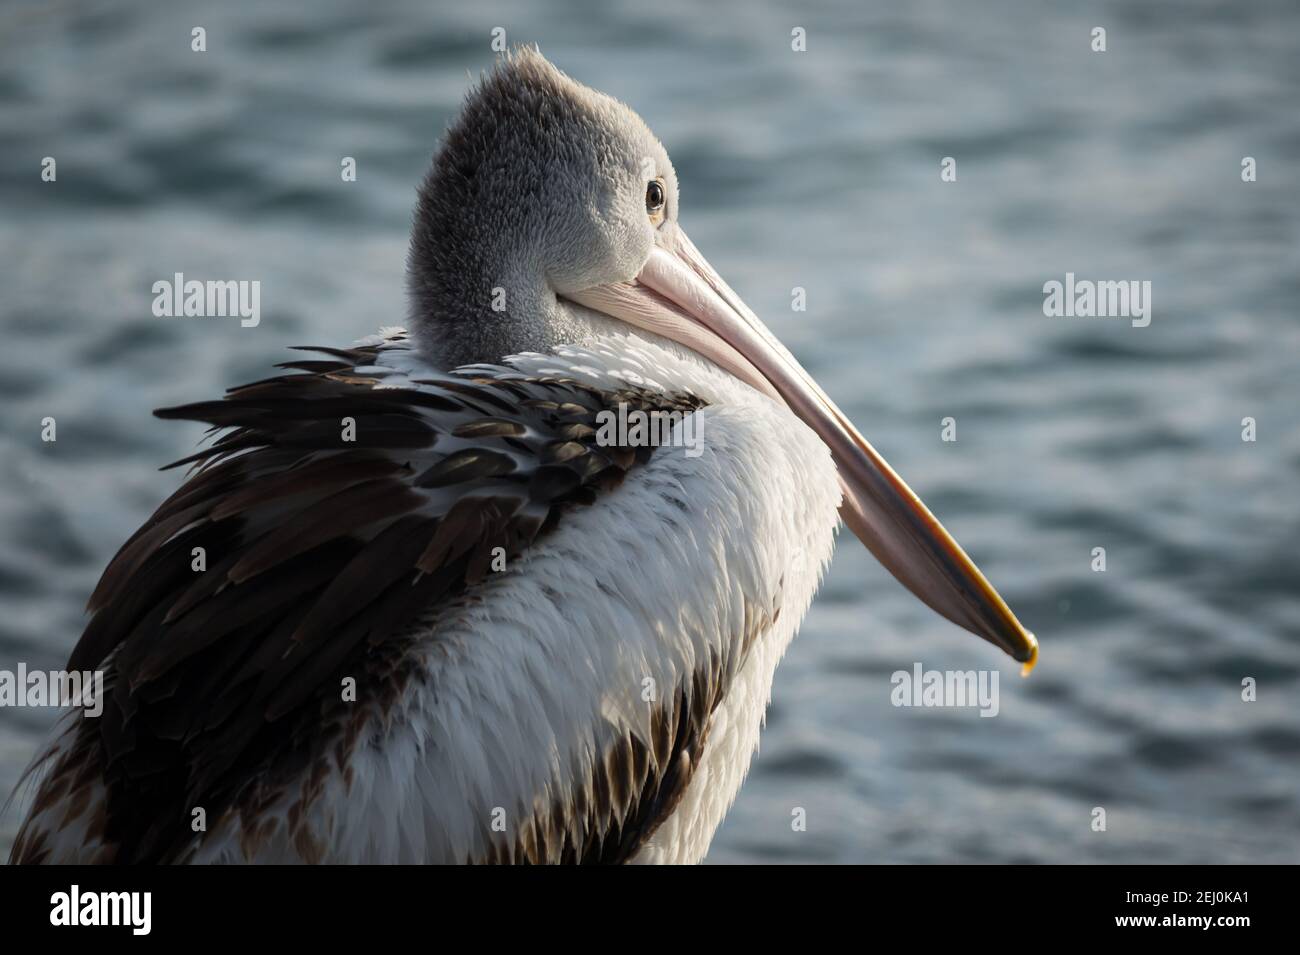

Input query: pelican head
[407,46,676,368]
[407,47,1038,670]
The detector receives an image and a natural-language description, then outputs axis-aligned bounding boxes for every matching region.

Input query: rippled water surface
[1,0,1297,863]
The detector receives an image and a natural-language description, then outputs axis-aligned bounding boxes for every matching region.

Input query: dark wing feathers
[483,646,731,865]
[414,447,517,487]
[15,339,719,864]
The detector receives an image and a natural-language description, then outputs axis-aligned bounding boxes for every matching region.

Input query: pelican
[9,48,1036,865]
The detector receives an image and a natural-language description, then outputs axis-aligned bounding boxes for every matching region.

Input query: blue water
[1,0,1297,863]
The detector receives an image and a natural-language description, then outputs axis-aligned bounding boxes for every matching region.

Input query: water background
[1,0,1297,863]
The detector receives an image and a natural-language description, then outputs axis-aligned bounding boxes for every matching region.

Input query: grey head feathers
[407,47,678,369]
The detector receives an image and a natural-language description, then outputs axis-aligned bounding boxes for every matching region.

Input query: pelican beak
[566,223,1038,673]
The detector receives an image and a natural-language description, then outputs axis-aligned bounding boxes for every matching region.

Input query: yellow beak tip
[1018,632,1039,677]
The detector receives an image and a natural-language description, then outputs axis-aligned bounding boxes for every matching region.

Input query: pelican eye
[645,179,666,220]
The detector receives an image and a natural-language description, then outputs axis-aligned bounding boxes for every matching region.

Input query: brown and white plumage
[13,332,837,863]
[12,334,712,863]
[10,49,1036,865]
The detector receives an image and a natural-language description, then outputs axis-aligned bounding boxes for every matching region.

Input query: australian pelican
[10,48,1036,865]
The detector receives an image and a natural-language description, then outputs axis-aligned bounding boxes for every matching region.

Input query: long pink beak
[566,223,1038,673]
